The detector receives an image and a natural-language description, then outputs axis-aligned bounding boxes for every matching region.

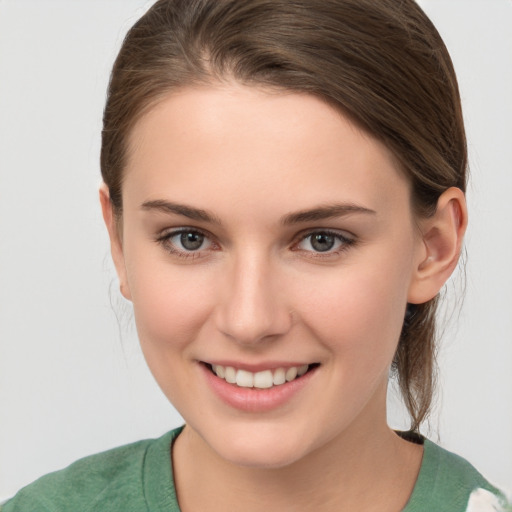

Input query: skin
[101,83,467,511]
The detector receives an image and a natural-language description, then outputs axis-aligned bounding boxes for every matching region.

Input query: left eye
[296,231,351,253]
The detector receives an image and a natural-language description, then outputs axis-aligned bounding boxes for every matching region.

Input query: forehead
[123,84,411,219]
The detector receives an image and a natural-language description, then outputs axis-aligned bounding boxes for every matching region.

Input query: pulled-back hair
[101,0,467,431]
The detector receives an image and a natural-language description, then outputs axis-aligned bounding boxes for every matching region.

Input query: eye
[157,228,215,258]
[295,230,355,254]
[176,231,207,251]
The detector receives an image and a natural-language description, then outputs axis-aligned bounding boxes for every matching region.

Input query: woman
[2,0,509,510]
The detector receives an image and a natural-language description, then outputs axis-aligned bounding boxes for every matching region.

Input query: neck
[172,414,423,512]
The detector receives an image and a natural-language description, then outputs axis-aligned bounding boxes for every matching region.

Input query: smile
[201,361,320,412]
[206,363,317,389]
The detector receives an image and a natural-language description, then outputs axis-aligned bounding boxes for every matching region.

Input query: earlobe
[408,187,467,304]
[99,184,132,301]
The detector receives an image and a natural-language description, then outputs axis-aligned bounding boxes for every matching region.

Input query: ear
[99,184,132,301]
[408,187,468,304]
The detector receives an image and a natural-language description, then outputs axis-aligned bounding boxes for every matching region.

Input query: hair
[101,0,467,432]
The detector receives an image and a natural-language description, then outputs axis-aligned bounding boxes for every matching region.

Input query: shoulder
[1,429,180,512]
[405,438,510,512]
[426,439,497,490]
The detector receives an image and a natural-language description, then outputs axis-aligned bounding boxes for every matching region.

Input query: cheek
[125,260,220,407]
[124,250,215,357]
[295,256,411,363]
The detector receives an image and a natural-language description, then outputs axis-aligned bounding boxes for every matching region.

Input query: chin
[196,419,321,470]
[217,440,307,469]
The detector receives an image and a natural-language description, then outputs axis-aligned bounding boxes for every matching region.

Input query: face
[110,84,427,468]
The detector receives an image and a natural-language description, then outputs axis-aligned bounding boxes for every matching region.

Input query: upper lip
[201,360,318,372]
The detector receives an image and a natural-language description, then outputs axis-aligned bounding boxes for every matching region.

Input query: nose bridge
[215,247,291,344]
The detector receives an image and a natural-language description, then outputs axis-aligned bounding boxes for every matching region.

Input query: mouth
[203,362,320,389]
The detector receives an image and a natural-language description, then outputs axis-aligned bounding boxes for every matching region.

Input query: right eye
[157,228,215,258]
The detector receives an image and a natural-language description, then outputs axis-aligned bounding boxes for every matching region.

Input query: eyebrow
[280,203,376,225]
[141,199,375,226]
[141,200,223,225]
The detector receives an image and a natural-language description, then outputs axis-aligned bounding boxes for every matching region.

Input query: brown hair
[101,0,467,432]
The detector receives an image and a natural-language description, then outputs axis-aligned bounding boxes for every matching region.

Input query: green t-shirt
[2,426,508,512]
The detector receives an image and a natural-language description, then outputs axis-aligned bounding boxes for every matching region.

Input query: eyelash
[155,228,216,260]
[155,228,356,260]
[293,229,356,258]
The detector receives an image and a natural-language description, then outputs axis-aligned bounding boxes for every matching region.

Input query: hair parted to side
[101,0,467,432]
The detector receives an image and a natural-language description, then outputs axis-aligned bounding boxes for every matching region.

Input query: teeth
[297,364,308,376]
[272,368,286,386]
[236,369,254,388]
[254,370,273,389]
[224,366,236,384]
[213,365,225,379]
[285,366,297,381]
[211,364,312,388]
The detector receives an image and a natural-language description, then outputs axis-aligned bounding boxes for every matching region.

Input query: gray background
[1,0,511,500]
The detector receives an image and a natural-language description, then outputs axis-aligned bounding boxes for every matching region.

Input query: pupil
[181,232,204,251]
[311,233,335,252]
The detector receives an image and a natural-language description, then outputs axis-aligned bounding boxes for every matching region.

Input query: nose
[214,253,293,345]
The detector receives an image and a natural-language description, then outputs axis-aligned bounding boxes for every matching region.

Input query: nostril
[214,273,293,344]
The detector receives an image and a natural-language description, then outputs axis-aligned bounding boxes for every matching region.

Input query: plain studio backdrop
[0,0,511,501]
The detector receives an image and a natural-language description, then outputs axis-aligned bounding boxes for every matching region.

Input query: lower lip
[200,363,318,413]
